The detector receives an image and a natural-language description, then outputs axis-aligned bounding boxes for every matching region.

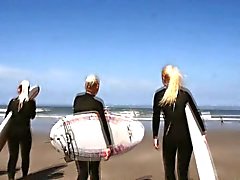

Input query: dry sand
[0,122,240,180]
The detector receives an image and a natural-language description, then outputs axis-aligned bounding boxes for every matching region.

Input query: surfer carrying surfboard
[73,74,112,180]
[4,80,37,180]
[152,65,206,180]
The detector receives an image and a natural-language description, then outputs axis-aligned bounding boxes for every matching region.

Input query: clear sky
[0,0,240,106]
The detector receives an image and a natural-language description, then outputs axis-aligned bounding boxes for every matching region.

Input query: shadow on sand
[0,168,20,177]
[136,175,153,180]
[0,170,8,176]
[17,164,67,180]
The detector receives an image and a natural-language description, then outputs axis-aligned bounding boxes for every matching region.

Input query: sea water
[1,105,240,134]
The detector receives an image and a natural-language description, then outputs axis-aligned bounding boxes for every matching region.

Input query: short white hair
[85,74,100,87]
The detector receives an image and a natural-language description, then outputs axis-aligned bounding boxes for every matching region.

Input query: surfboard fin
[127,125,133,142]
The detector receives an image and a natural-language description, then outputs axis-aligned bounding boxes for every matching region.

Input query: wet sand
[0,121,240,180]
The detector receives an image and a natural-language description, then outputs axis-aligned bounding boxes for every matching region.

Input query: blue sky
[0,0,240,106]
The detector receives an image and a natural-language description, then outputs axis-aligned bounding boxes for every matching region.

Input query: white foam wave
[0,108,7,113]
[111,111,140,119]
[0,109,240,121]
[36,114,61,118]
[36,108,51,113]
[0,108,50,113]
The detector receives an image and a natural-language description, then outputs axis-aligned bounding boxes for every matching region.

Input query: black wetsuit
[5,98,36,179]
[73,92,112,180]
[152,87,206,180]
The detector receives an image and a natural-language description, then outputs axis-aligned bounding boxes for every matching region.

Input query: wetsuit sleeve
[186,90,206,134]
[98,102,112,147]
[29,100,36,119]
[5,99,13,118]
[152,92,161,138]
[73,96,79,114]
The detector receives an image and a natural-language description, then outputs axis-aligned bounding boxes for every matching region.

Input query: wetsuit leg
[75,161,89,180]
[89,161,100,180]
[162,137,177,180]
[177,140,193,180]
[7,137,20,179]
[20,131,32,177]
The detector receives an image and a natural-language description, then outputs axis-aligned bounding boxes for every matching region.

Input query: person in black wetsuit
[73,74,112,180]
[5,80,36,180]
[152,65,206,180]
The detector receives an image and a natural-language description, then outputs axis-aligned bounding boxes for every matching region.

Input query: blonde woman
[152,65,206,180]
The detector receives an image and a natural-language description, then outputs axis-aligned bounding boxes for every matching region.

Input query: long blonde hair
[160,65,182,106]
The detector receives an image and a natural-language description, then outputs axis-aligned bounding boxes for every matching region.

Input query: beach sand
[0,121,240,180]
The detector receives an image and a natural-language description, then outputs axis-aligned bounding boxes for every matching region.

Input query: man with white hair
[5,80,36,180]
[73,74,112,180]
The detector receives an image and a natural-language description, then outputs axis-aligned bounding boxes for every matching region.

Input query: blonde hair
[85,74,100,88]
[160,65,182,106]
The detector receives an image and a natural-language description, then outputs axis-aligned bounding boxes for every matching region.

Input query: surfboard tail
[185,104,218,180]
[204,140,219,179]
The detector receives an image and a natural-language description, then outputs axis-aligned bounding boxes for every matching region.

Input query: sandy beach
[0,121,240,180]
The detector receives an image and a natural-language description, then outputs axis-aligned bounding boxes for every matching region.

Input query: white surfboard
[0,86,40,151]
[50,112,145,161]
[185,103,218,180]
[0,111,13,151]
[29,86,40,100]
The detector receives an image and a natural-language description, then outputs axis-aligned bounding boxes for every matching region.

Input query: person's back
[73,92,104,115]
[153,87,205,141]
[7,98,36,133]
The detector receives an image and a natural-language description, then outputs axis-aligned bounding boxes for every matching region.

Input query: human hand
[103,147,111,161]
[104,109,110,116]
[153,138,159,150]
[202,134,207,143]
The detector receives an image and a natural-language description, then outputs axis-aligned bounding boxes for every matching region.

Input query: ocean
[1,105,240,134]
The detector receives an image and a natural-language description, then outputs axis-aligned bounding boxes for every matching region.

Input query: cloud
[0,65,79,105]
[0,65,31,80]
[0,64,76,87]
[99,76,157,105]
[102,76,156,91]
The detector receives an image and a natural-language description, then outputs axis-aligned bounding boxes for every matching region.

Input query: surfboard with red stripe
[50,112,145,161]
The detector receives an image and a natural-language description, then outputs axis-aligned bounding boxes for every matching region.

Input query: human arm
[5,99,13,118]
[99,103,112,147]
[152,91,162,149]
[98,102,113,160]
[73,96,78,114]
[29,100,36,119]
[186,90,206,135]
